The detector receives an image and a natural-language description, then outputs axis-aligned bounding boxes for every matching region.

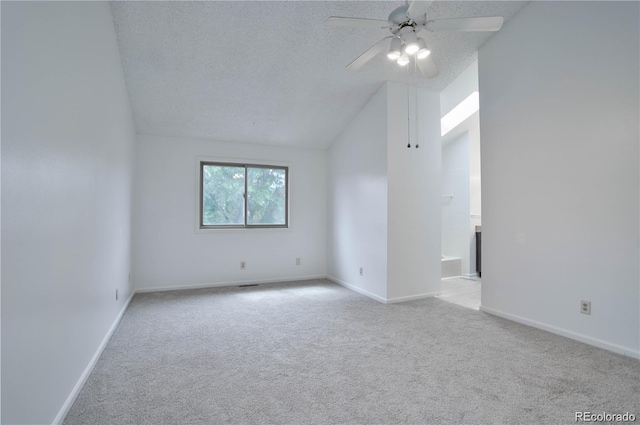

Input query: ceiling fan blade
[406,1,433,22]
[325,16,389,28]
[426,16,504,32]
[346,36,393,72]
[416,54,439,79]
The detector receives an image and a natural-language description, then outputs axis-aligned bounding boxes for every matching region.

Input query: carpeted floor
[63,279,639,425]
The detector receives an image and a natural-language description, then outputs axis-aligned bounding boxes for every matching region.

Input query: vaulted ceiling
[110,1,528,150]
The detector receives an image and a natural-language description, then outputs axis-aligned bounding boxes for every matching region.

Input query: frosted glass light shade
[404,42,419,55]
[416,39,430,59]
[402,30,419,55]
[387,37,402,60]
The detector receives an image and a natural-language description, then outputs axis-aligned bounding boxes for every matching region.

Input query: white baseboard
[386,291,440,304]
[325,275,387,303]
[134,275,327,293]
[53,290,136,425]
[479,305,640,360]
[326,276,439,305]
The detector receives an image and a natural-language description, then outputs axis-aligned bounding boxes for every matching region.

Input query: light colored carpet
[64,279,639,425]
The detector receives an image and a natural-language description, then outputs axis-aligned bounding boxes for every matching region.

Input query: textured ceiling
[111,1,528,149]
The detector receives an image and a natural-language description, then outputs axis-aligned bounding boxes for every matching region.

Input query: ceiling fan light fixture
[326,3,506,80]
[416,39,431,59]
[404,42,419,55]
[387,37,402,60]
[401,28,419,55]
[397,54,410,66]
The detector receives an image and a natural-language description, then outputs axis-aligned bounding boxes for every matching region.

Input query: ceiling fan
[326,1,504,79]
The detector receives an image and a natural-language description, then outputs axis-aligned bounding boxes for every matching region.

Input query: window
[200,162,288,229]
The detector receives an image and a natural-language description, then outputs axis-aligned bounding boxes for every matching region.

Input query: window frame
[199,161,289,230]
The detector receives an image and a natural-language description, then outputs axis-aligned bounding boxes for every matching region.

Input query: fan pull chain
[407,65,411,148]
[413,58,420,149]
[415,75,419,149]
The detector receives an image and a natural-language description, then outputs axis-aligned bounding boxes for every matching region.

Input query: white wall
[133,135,326,291]
[326,85,389,301]
[327,82,441,303]
[1,4,3,421]
[479,1,639,356]
[441,132,470,265]
[386,82,441,301]
[1,2,136,423]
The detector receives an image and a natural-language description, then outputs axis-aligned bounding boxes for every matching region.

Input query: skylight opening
[441,91,479,137]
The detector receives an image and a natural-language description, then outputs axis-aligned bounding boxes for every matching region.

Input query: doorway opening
[438,60,481,310]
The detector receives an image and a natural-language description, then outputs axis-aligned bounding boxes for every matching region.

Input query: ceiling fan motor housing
[388,5,411,26]
[388,5,425,37]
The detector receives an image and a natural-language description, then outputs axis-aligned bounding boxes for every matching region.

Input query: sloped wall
[327,85,389,301]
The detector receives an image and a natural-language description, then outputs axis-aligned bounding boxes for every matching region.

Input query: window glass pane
[246,167,286,225]
[202,165,245,226]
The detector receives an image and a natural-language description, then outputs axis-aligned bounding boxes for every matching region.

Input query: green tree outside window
[201,163,288,228]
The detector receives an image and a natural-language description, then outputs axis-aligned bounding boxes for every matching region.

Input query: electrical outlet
[580,300,591,315]
[296,258,301,266]
[359,267,364,276]
[116,289,118,300]
[240,261,246,270]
